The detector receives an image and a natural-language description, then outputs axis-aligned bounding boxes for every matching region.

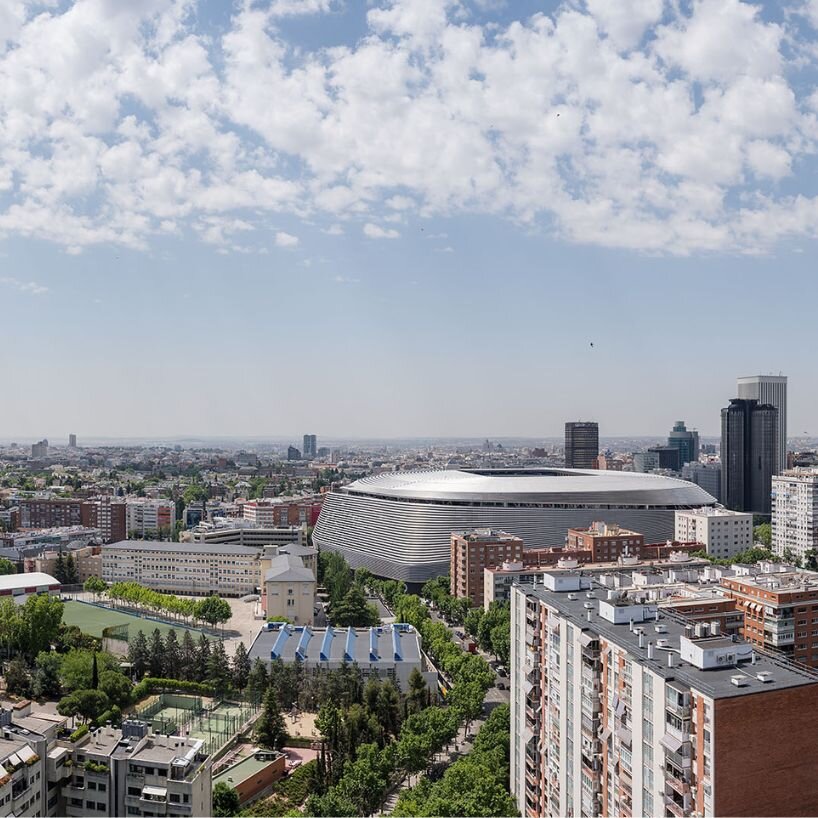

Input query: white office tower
[772,469,818,561]
[737,375,787,474]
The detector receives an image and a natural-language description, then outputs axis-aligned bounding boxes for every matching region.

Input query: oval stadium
[313,468,716,583]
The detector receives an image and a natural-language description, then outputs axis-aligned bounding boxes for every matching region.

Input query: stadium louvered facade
[313,468,716,583]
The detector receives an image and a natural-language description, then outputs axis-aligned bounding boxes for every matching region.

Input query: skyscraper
[667,420,699,466]
[737,375,787,474]
[68,433,77,448]
[564,421,598,469]
[302,434,317,460]
[721,398,777,515]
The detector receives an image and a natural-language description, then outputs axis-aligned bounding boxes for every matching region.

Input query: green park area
[62,601,215,642]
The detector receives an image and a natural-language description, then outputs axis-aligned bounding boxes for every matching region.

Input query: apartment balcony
[664,792,691,818]
[665,766,692,795]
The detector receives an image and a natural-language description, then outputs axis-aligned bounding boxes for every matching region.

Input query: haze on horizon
[1,0,817,440]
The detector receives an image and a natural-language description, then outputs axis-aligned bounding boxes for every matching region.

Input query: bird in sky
[589,342,594,348]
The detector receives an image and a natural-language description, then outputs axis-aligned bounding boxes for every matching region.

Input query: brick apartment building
[565,521,645,560]
[450,530,524,607]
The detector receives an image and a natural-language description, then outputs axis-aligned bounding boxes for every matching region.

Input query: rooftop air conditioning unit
[756,672,773,683]
[730,675,747,687]
[656,638,670,648]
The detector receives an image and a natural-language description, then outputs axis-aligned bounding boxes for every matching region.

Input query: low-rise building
[102,541,261,597]
[263,555,316,625]
[0,572,60,604]
[565,521,645,560]
[674,507,753,559]
[33,545,102,583]
[212,749,286,806]
[187,521,307,551]
[248,623,436,692]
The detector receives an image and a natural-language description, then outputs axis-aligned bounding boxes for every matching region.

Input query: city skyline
[3,0,818,437]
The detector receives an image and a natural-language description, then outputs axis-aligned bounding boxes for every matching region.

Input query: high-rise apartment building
[565,422,599,469]
[681,462,721,502]
[674,508,753,559]
[771,469,818,561]
[30,439,48,458]
[668,421,699,467]
[287,445,301,461]
[737,375,787,475]
[302,434,317,460]
[720,398,777,515]
[81,497,127,544]
[17,498,82,529]
[68,434,77,448]
[511,578,818,818]
[450,529,524,607]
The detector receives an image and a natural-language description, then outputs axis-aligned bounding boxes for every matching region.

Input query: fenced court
[130,694,260,755]
[62,600,215,644]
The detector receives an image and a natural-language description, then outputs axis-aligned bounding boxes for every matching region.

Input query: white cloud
[333,274,360,283]
[275,231,300,247]
[324,224,344,235]
[363,223,401,239]
[0,276,48,295]
[0,0,815,255]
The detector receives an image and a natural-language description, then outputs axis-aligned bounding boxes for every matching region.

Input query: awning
[524,678,535,695]
[660,733,684,754]
[142,786,168,799]
[599,727,612,743]
[616,726,632,747]
[17,746,35,763]
[7,754,21,768]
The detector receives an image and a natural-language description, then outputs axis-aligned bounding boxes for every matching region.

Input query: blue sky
[1,0,817,439]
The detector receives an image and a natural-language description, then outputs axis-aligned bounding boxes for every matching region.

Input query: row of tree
[126,628,252,693]
[393,704,517,817]
[420,576,471,626]
[105,582,232,630]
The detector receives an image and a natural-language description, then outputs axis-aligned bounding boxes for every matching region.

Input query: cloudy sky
[1,0,817,440]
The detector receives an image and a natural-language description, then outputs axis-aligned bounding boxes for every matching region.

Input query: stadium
[313,468,716,583]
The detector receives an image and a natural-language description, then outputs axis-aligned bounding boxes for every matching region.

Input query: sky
[1,0,818,440]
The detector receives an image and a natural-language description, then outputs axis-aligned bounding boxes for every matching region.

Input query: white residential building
[674,508,753,559]
[125,499,176,537]
[772,469,818,561]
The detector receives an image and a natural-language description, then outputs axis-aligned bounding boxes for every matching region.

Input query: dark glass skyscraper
[721,399,777,515]
[565,421,599,469]
[668,420,699,467]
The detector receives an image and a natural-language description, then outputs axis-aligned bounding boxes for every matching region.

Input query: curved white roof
[345,468,715,506]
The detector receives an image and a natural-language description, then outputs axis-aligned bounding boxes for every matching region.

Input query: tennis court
[62,600,215,642]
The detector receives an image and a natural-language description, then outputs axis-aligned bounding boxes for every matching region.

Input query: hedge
[132,677,215,701]
[69,724,89,743]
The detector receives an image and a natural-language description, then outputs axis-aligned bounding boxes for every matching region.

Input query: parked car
[496,681,507,690]
[496,666,508,677]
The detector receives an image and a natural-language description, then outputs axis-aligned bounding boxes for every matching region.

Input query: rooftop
[453,529,521,542]
[264,554,315,583]
[0,572,59,591]
[212,750,283,788]
[248,623,422,666]
[678,506,753,518]
[104,540,261,556]
[519,582,818,698]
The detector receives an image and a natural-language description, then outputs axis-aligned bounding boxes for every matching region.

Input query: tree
[255,686,287,751]
[54,552,66,584]
[195,596,232,631]
[148,629,165,678]
[165,630,181,680]
[61,649,120,692]
[0,559,16,576]
[64,553,80,585]
[407,668,428,715]
[180,631,196,681]
[58,689,109,724]
[21,593,64,657]
[212,782,240,817]
[32,651,63,699]
[91,651,99,690]
[489,623,510,666]
[754,523,772,546]
[232,642,251,691]
[5,657,31,696]
[128,631,149,680]
[83,576,106,600]
[246,658,269,704]
[98,670,133,709]
[207,640,231,693]
[196,634,211,683]
[331,586,380,628]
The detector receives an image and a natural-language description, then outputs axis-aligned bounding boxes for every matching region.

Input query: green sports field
[62,601,216,642]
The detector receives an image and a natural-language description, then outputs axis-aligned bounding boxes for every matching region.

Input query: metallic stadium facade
[313,468,717,583]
